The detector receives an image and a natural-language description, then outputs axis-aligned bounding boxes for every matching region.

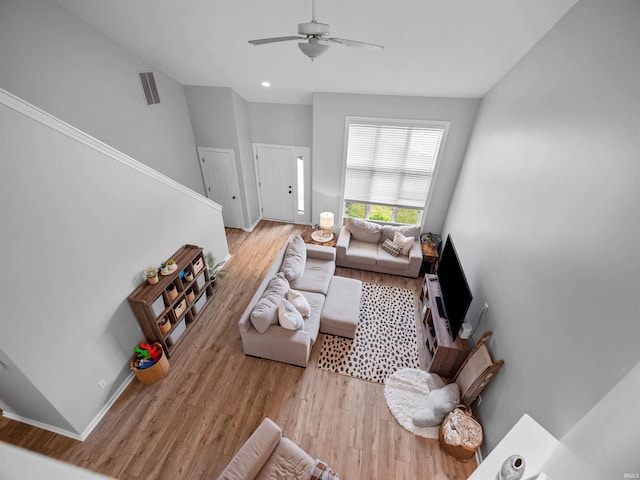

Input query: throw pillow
[286,288,311,318]
[346,217,382,243]
[411,383,460,428]
[278,298,304,330]
[250,272,290,333]
[393,232,415,256]
[381,238,402,257]
[280,235,306,282]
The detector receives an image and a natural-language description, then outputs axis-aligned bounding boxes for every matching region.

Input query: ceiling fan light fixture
[298,41,329,61]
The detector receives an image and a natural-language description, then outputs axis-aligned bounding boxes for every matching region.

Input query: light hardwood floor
[0,221,477,479]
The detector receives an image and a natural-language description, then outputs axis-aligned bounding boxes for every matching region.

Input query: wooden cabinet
[419,273,470,377]
[128,244,213,358]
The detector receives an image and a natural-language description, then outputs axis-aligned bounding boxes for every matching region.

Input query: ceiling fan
[248,0,384,61]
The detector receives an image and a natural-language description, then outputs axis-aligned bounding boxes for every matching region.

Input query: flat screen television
[437,235,473,341]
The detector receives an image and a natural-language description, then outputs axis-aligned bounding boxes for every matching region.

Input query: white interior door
[255,145,295,222]
[198,147,244,229]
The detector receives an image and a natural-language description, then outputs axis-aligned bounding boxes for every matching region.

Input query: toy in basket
[438,405,483,460]
[130,342,169,384]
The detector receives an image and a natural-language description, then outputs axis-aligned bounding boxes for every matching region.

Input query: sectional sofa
[238,235,362,367]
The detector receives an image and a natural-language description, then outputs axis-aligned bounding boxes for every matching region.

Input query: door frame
[252,143,311,225]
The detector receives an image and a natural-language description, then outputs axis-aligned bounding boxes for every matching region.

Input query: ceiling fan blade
[327,37,384,51]
[248,36,304,46]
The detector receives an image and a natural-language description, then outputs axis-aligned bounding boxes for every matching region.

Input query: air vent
[138,71,160,106]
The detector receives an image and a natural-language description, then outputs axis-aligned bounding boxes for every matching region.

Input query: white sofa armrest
[335,226,351,266]
[217,418,282,480]
[305,243,336,261]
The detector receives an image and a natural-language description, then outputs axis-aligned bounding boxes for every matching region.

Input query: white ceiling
[54,0,578,105]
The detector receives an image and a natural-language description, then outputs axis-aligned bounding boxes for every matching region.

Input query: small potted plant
[145,267,159,284]
[205,252,225,285]
[167,259,177,271]
[160,261,169,275]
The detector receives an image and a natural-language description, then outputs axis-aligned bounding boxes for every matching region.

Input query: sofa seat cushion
[290,257,335,295]
[344,239,378,266]
[377,244,412,270]
[300,291,324,344]
[256,437,315,480]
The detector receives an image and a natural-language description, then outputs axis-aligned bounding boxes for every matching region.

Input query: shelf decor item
[167,259,177,271]
[497,454,525,480]
[158,316,171,335]
[144,267,159,284]
[130,342,169,384]
[160,262,169,275]
[166,283,178,301]
[186,288,195,303]
[184,270,194,282]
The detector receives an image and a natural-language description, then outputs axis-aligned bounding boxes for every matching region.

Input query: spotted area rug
[317,282,420,384]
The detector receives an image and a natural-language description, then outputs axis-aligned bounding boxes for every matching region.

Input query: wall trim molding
[2,373,135,441]
[0,87,221,212]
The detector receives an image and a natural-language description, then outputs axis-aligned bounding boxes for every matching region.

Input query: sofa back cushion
[250,273,290,333]
[345,217,382,243]
[381,224,421,242]
[279,235,306,282]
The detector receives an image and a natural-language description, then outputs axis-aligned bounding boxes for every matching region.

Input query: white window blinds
[344,121,445,208]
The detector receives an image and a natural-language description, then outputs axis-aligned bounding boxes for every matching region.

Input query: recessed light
[261,81,271,87]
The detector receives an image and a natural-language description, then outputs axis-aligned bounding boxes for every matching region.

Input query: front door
[255,145,295,222]
[198,147,244,229]
[254,144,311,224]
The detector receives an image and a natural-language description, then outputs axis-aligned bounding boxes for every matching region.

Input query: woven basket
[438,405,482,460]
[130,343,169,384]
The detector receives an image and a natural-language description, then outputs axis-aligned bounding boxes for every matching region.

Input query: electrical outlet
[482,303,489,315]
[98,379,107,390]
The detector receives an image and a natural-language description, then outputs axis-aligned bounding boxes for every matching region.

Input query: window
[343,118,447,225]
[296,156,304,214]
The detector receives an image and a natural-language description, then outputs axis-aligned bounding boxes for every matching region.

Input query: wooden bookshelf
[128,244,214,358]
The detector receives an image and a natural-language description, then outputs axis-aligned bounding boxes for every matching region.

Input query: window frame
[339,116,450,226]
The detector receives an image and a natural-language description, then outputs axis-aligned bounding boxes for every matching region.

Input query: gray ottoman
[320,276,363,338]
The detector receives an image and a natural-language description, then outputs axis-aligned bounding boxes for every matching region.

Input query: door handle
[232,196,236,199]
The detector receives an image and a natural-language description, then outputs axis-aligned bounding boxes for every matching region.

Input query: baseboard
[2,372,135,442]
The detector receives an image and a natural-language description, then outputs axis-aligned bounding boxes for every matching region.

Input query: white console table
[468,414,558,479]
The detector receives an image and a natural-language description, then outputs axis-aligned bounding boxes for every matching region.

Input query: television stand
[419,274,470,377]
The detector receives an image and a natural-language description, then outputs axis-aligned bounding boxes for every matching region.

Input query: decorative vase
[497,455,525,480]
[147,274,159,285]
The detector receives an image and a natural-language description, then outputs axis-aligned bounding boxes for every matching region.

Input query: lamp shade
[319,212,334,231]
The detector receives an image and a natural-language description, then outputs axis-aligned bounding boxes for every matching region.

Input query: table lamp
[319,212,334,240]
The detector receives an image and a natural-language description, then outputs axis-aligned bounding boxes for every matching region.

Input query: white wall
[443,0,640,454]
[184,86,262,229]
[543,359,640,478]
[312,93,480,232]
[248,103,313,147]
[0,91,229,437]
[0,0,204,195]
